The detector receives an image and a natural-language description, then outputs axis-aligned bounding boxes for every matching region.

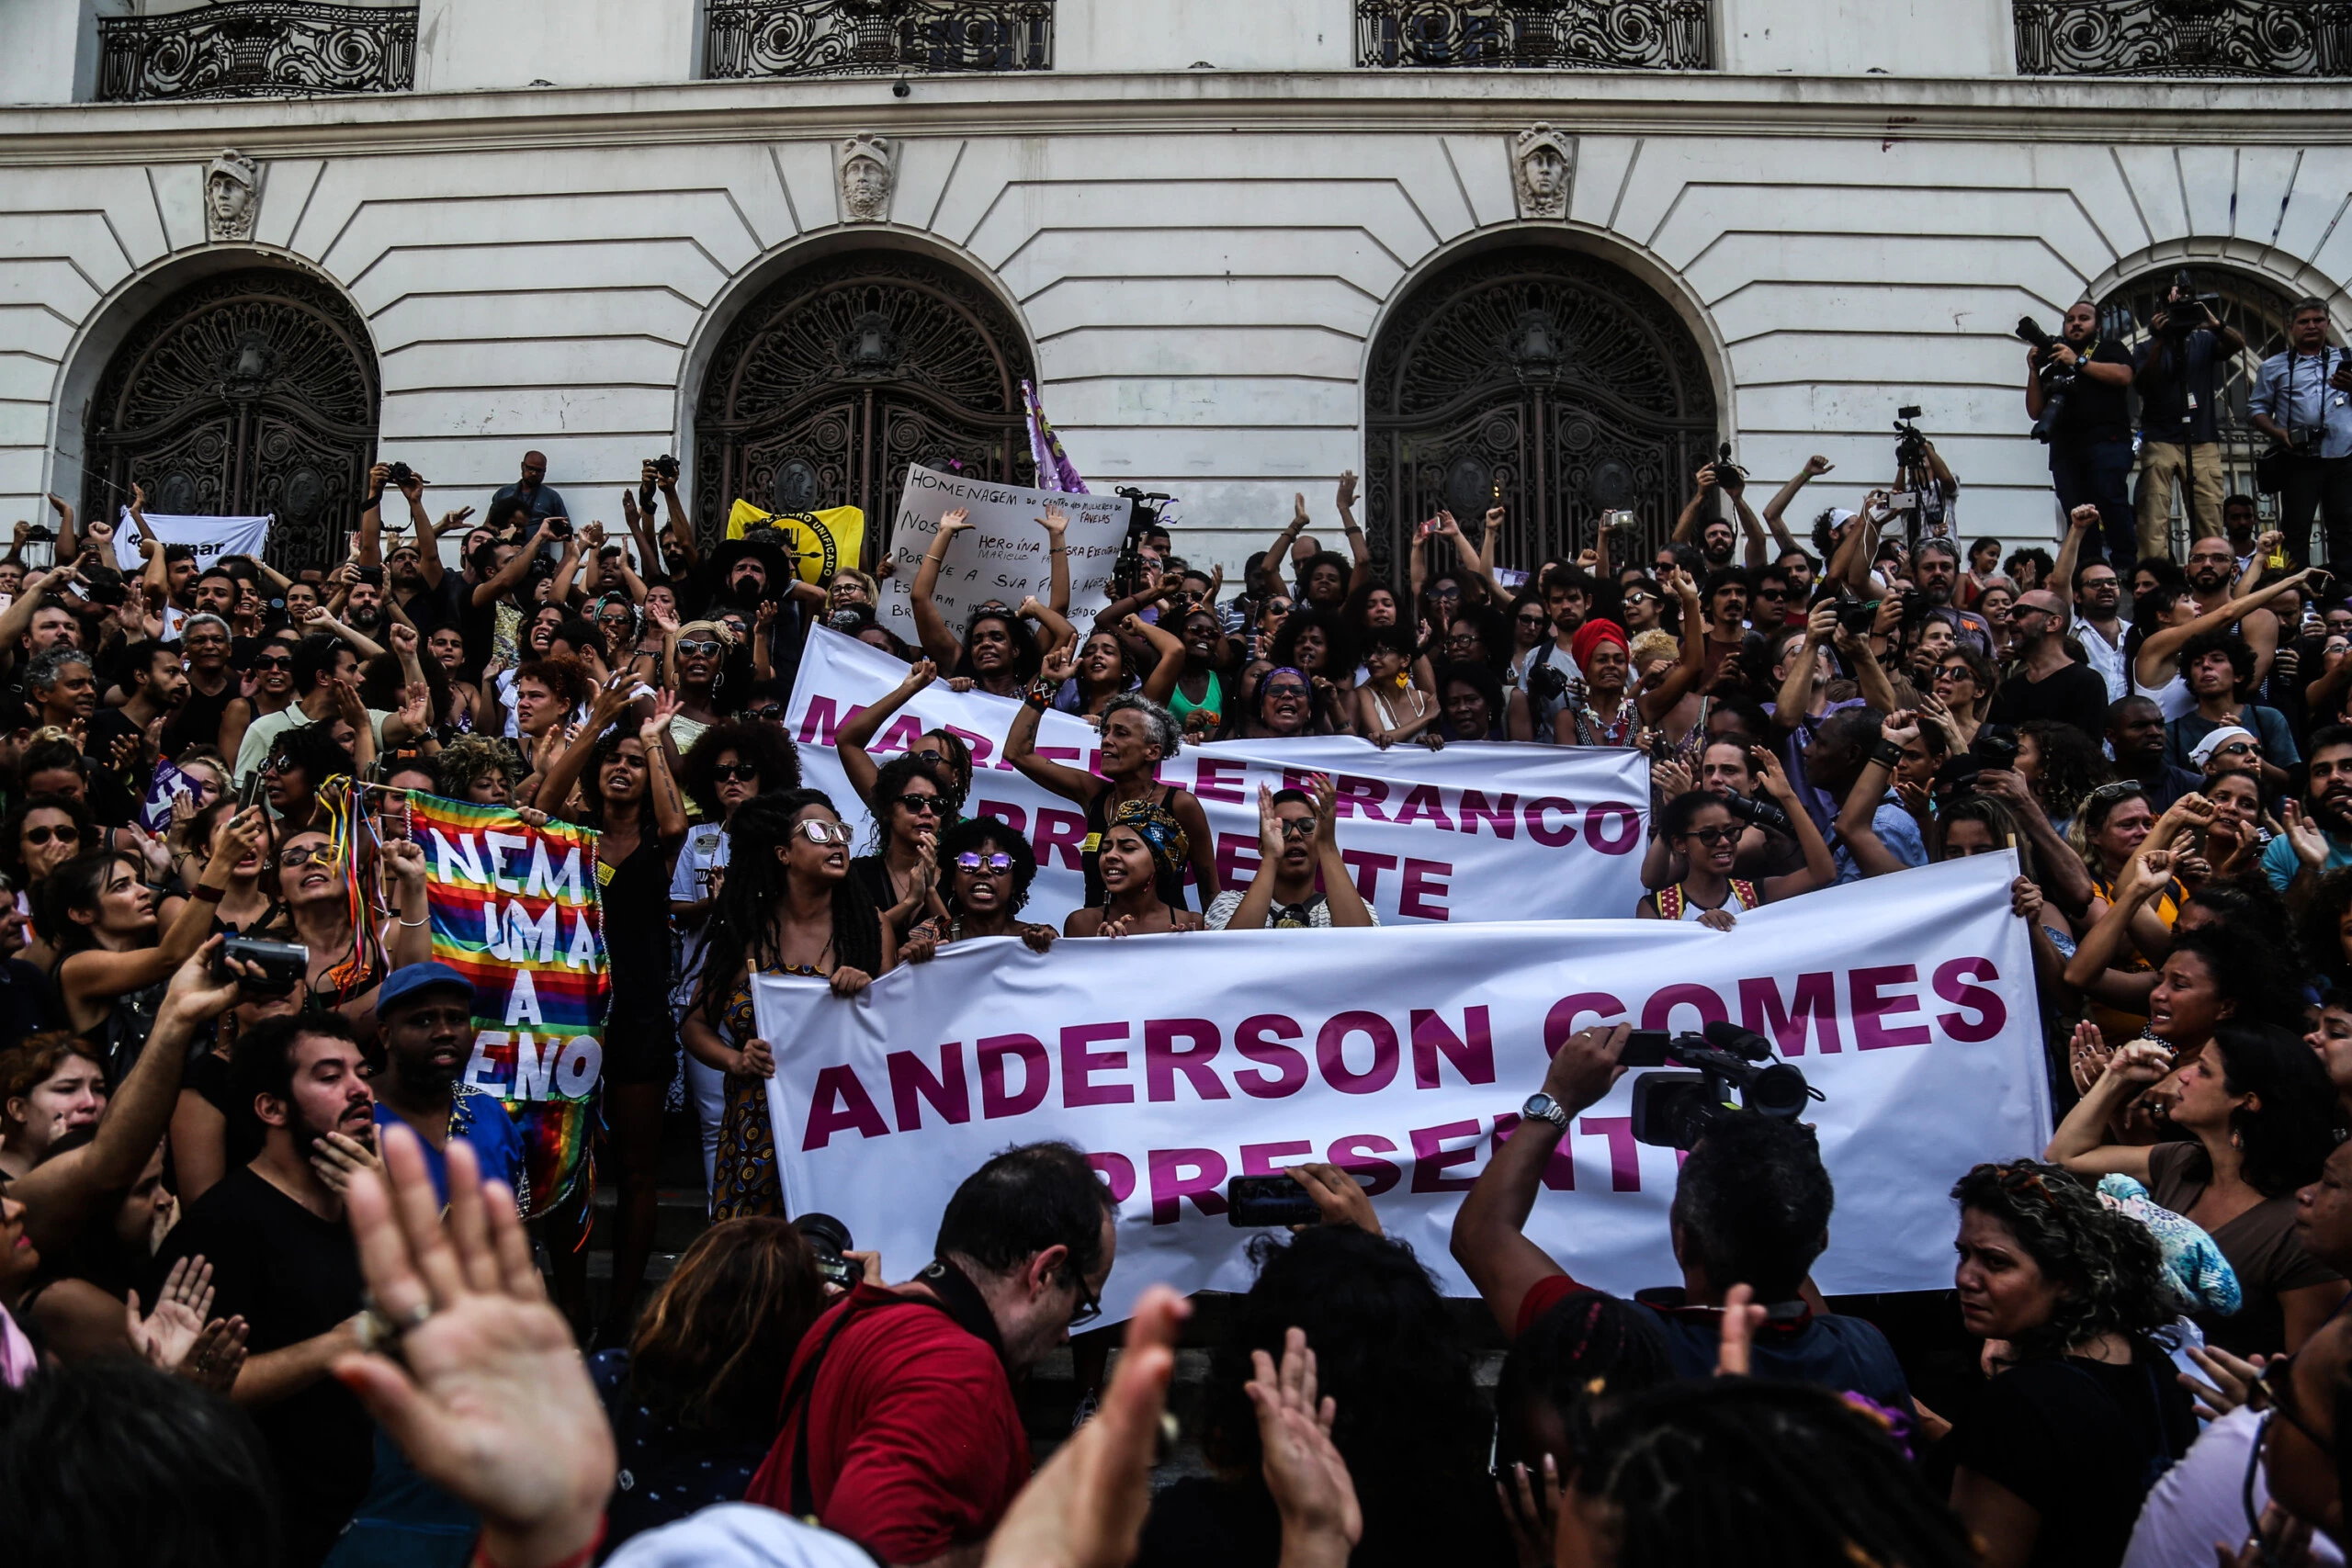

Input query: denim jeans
[2050,436,2137,571]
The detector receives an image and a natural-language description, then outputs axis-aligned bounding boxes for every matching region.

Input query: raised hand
[1750,745,1799,803]
[1804,454,1835,477]
[639,690,682,746]
[938,507,974,541]
[333,1127,613,1568]
[1293,492,1309,527]
[2281,801,2332,869]
[380,837,427,884]
[180,1315,250,1394]
[1336,470,1357,512]
[1037,503,1068,537]
[899,657,939,694]
[1256,783,1287,860]
[1247,1328,1363,1562]
[125,1254,216,1372]
[1040,644,1078,684]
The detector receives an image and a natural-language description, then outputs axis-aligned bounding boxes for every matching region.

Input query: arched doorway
[81,266,379,572]
[1366,244,1719,574]
[2096,266,2301,555]
[693,249,1035,558]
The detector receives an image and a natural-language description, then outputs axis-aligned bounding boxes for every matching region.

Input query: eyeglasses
[1517,614,1551,627]
[1275,817,1317,840]
[280,844,336,868]
[253,654,294,671]
[711,762,761,783]
[956,852,1012,871]
[891,793,942,817]
[796,819,852,847]
[676,638,722,657]
[22,824,80,847]
[1065,1268,1102,1331]
[911,748,950,769]
[1430,586,1462,601]
[1682,825,1738,846]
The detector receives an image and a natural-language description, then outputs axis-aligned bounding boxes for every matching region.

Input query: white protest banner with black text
[114,508,271,574]
[788,626,1651,925]
[758,854,2047,1321]
[876,464,1131,649]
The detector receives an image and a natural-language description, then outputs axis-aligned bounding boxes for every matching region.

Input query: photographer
[742,1142,1118,1562]
[2025,300,2138,570]
[1449,1022,1911,1411]
[487,447,569,545]
[2251,298,2352,567]
[2133,275,2245,558]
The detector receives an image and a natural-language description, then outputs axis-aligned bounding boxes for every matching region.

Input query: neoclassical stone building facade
[3,0,2349,571]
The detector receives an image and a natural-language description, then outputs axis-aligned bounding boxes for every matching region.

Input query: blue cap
[379,962,475,1014]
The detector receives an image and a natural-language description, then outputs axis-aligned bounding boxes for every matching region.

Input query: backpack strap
[1731,879,1761,910]
[1656,884,1685,921]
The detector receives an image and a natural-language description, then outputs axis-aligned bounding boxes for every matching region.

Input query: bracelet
[1868,741,1905,769]
[398,914,428,927]
[191,883,227,904]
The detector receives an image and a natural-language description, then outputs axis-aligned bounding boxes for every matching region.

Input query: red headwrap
[1570,617,1630,670]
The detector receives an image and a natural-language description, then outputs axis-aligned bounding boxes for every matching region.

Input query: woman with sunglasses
[905,815,1056,954]
[1635,768,1833,924]
[1168,606,1232,741]
[1943,1159,2195,1568]
[1923,645,1999,752]
[423,624,488,736]
[649,610,738,761]
[2052,1023,2346,1357]
[260,721,356,837]
[42,809,262,1077]
[218,628,300,770]
[1064,800,1206,938]
[817,652,970,805]
[269,819,434,1043]
[1352,626,1438,747]
[0,792,93,959]
[851,752,957,942]
[910,506,1067,700]
[1502,592,1555,690]
[1009,677,1219,910]
[690,789,893,1220]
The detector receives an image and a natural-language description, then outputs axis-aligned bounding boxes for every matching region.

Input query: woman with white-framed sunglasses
[899,814,1055,959]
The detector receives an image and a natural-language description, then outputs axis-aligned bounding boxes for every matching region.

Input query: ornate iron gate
[82,267,380,572]
[694,251,1035,558]
[1365,245,1718,574]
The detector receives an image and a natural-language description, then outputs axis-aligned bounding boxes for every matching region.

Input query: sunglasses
[1682,825,1738,846]
[1623,591,1659,605]
[1265,683,1311,700]
[1517,614,1551,627]
[2212,740,2262,757]
[796,819,852,847]
[676,638,723,657]
[1274,817,1317,840]
[956,852,1012,871]
[743,704,784,723]
[712,762,761,784]
[253,654,294,671]
[261,755,295,776]
[22,824,80,847]
[891,793,942,817]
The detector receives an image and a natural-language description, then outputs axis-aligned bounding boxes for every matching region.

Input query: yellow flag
[726,500,864,583]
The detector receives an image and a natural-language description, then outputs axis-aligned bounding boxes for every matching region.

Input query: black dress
[598,834,678,1088]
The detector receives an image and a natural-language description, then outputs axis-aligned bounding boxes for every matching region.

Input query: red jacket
[746,1282,1030,1562]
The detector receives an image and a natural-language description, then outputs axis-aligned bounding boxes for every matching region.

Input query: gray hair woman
[1006,681,1222,909]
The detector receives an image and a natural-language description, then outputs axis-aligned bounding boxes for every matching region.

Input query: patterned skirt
[707,967,813,1220]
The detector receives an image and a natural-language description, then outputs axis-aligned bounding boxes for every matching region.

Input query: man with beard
[1521,562,1596,733]
[1986,589,2108,737]
[2026,298,2138,570]
[85,637,187,771]
[368,963,525,1203]
[2265,728,2352,893]
[2105,695,2203,810]
[2164,628,2297,792]
[2054,505,2129,698]
[189,565,237,623]
[153,1012,378,1567]
[337,564,390,645]
[2185,531,2284,688]
[1908,538,1993,651]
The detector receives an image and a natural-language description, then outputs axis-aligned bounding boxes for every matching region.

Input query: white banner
[115,509,271,575]
[877,464,1131,647]
[787,626,1651,926]
[758,855,2048,1321]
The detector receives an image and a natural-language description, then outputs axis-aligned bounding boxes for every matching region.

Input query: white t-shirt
[2120,1405,2343,1568]
[1204,888,1380,931]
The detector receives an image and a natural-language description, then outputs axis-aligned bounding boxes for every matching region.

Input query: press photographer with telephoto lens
[2132,271,2245,558]
[2023,302,2138,570]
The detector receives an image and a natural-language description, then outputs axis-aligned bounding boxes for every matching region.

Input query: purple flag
[1023,380,1088,495]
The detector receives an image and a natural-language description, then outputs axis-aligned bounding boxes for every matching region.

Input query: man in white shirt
[1204,781,1378,931]
[2054,503,2128,699]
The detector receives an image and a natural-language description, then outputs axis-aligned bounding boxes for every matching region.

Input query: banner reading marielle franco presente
[758,855,2045,1321]
[876,464,1131,647]
[411,794,611,1217]
[789,626,1649,926]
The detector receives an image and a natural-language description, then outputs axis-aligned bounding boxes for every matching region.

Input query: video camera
[1893,406,1929,472]
[1627,1020,1819,1151]
[2162,270,2223,333]
[1721,789,1792,836]
[1707,442,1747,496]
[1117,485,1173,544]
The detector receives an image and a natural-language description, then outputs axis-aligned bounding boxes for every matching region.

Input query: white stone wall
[1,31,2348,569]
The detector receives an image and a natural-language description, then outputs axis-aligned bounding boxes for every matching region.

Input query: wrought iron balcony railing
[1357,0,1713,71]
[96,1,417,102]
[706,0,1053,79]
[2014,0,2352,77]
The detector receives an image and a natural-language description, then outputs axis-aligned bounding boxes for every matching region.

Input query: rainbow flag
[409,793,608,1215]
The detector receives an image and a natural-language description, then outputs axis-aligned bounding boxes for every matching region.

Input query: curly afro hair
[1950,1160,2170,1359]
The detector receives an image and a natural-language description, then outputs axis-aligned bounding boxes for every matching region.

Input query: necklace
[1573,697,1636,746]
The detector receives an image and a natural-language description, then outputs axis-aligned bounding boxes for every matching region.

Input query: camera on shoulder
[1624,1021,1819,1151]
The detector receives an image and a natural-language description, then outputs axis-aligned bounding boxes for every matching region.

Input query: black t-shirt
[0,957,58,1056]
[2135,327,2223,445]
[1944,1339,2196,1568]
[601,834,675,1025]
[154,1168,370,1567]
[1986,660,2110,742]
[83,705,143,767]
[2051,337,2135,446]
[396,574,464,636]
[162,676,234,760]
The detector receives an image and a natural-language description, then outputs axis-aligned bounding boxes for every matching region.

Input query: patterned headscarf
[1107,796,1188,884]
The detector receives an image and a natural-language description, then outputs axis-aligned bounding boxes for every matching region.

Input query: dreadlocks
[694,789,882,1028]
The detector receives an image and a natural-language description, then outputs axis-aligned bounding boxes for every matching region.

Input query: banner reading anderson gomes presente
[758,854,2048,1320]
[788,626,1651,925]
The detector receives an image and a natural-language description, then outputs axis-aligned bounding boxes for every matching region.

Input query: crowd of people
[5,284,2352,1568]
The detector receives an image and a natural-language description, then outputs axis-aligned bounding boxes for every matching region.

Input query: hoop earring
[712,668,724,694]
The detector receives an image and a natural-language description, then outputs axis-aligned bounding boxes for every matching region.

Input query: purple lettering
[1737,974,1844,1055]
[1393,784,1454,830]
[1932,957,2007,1043]
[1640,983,1730,1033]
[1240,1140,1315,1176]
[1330,774,1393,822]
[1145,1019,1229,1103]
[978,1033,1049,1118]
[1233,1014,1309,1098]
[1584,802,1645,854]
[1035,807,1089,872]
[1410,1006,1495,1089]
[801,1065,890,1150]
[1317,1011,1400,1094]
[1339,849,1397,903]
[1492,1113,1577,1190]
[1525,797,1578,847]
[1147,1147,1229,1224]
[795,694,868,747]
[1193,760,1246,803]
[1327,1134,1402,1197]
[1399,858,1452,920]
[1544,992,1627,1054]
[887,1043,970,1131]
[1578,1116,1643,1191]
[1409,1119,1485,1192]
[1089,1151,1136,1203]
[1459,790,1520,840]
[1060,1022,1134,1108]
[1852,965,1931,1050]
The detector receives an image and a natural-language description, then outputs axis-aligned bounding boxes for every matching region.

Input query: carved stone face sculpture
[1514,125,1574,220]
[205,150,258,242]
[838,135,894,224]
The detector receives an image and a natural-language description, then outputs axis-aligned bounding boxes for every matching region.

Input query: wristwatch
[1521,1092,1569,1132]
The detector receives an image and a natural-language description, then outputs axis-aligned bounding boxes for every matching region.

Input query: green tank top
[1168,671,1225,727]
